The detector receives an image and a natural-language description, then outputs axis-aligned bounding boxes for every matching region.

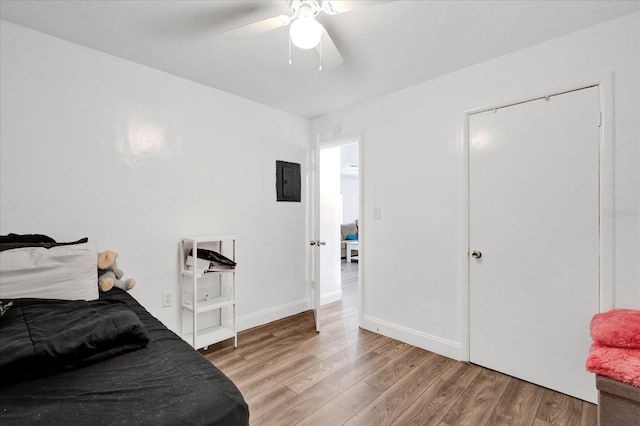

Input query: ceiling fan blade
[222,14,292,39]
[322,0,393,15]
[316,26,343,69]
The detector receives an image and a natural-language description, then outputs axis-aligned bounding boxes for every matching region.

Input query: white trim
[598,73,615,312]
[236,298,309,332]
[362,315,460,360]
[459,73,616,361]
[357,135,364,328]
[459,108,471,362]
[319,133,361,149]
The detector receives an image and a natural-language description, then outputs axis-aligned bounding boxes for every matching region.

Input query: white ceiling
[1,1,639,119]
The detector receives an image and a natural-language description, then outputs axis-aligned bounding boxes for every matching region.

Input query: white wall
[311,12,640,359]
[0,21,311,333]
[341,176,359,225]
[340,142,360,225]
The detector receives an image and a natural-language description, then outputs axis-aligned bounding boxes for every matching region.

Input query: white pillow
[0,241,98,300]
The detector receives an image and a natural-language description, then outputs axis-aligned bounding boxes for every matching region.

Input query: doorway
[338,142,359,308]
[318,139,361,327]
[468,86,600,403]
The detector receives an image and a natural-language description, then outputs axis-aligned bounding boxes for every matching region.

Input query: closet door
[469,86,600,403]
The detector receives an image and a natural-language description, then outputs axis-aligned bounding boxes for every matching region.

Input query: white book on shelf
[185,255,211,273]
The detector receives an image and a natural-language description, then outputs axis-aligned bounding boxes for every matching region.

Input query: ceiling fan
[223,1,388,69]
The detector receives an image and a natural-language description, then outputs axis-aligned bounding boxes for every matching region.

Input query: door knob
[319,241,326,246]
[471,250,482,259]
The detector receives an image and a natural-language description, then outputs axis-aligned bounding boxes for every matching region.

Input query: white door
[311,142,343,332]
[310,139,321,332]
[469,86,600,403]
[320,146,343,307]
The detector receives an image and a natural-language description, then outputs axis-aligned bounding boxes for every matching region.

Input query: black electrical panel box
[276,160,301,202]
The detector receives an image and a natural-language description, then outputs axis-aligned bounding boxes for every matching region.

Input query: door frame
[309,132,365,328]
[459,73,615,361]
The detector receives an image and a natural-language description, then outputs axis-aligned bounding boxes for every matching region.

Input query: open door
[310,137,321,332]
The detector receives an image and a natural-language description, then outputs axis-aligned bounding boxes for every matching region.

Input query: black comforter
[0,288,249,425]
[1,297,149,386]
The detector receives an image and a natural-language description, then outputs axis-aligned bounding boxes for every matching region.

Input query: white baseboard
[321,289,343,306]
[236,299,310,332]
[362,315,460,360]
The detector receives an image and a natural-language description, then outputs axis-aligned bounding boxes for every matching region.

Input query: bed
[0,235,249,425]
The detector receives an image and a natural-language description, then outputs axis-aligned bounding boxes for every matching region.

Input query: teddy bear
[97,250,136,292]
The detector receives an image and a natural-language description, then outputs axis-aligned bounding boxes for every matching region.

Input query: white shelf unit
[179,236,237,350]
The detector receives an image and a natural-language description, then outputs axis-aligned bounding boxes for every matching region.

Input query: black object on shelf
[188,248,236,269]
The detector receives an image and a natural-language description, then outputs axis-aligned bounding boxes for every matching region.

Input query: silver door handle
[319,241,326,246]
[471,250,482,259]
[310,240,327,246]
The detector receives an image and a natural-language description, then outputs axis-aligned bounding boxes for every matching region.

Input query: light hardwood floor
[205,261,596,425]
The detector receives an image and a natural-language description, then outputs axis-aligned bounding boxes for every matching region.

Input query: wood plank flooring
[204,261,596,425]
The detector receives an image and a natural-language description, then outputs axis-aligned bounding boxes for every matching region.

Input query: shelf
[182,295,234,313]
[181,235,236,243]
[180,236,237,349]
[182,326,235,350]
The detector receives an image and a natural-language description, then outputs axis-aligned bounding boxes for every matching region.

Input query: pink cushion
[586,343,640,387]
[591,309,640,349]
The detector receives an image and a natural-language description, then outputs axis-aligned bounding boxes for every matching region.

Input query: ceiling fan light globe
[290,17,322,49]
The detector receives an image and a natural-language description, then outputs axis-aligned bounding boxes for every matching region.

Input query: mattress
[0,288,249,425]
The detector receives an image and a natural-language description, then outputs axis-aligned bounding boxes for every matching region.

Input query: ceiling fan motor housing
[290,1,340,18]
[291,1,320,18]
